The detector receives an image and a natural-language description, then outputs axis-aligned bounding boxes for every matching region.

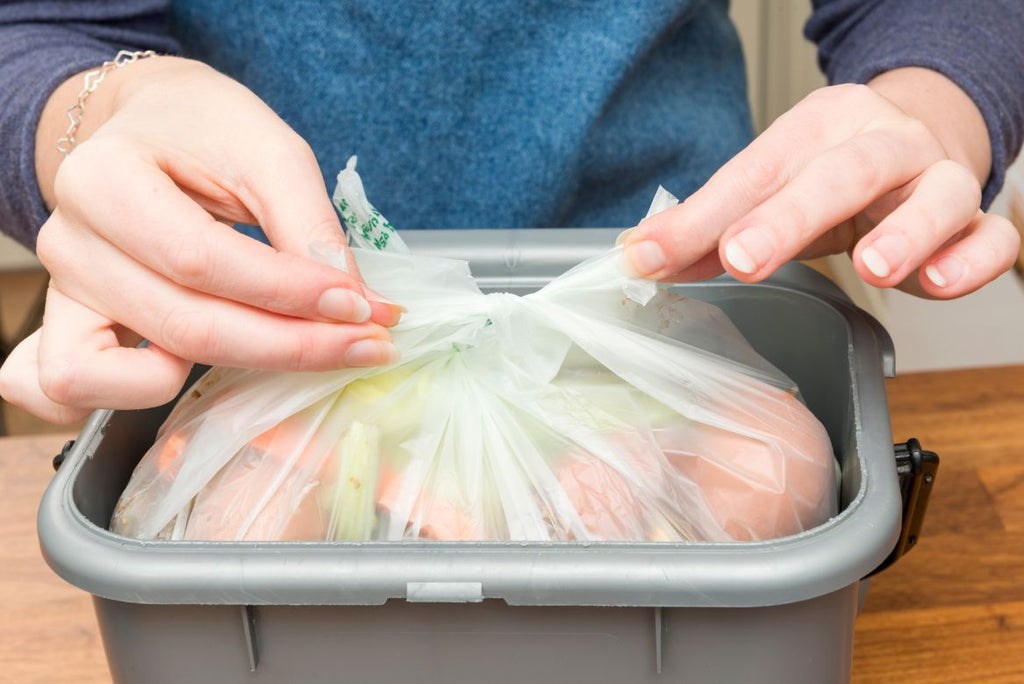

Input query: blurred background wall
[731,0,1024,373]
[2,1,1023,380]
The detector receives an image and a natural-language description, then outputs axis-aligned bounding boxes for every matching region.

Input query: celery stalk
[325,422,380,541]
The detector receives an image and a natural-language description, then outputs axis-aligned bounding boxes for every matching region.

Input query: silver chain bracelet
[56,49,158,155]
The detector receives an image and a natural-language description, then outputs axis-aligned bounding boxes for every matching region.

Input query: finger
[42,223,397,371]
[915,212,1020,299]
[715,126,944,281]
[36,285,194,410]
[308,239,404,326]
[654,251,726,283]
[788,180,919,264]
[362,287,405,327]
[851,160,981,287]
[53,144,374,324]
[621,85,890,278]
[241,140,408,326]
[181,142,405,327]
[620,146,804,280]
[235,134,348,257]
[157,153,260,225]
[0,330,90,425]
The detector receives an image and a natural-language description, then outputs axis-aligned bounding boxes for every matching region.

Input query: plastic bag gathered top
[111,158,838,543]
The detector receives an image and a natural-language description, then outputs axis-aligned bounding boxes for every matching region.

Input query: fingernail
[615,228,634,246]
[861,235,909,279]
[860,247,890,278]
[724,227,774,274]
[366,293,407,313]
[925,256,964,288]
[344,340,400,367]
[369,303,404,329]
[361,288,406,327]
[624,240,666,277]
[309,239,350,272]
[318,288,371,323]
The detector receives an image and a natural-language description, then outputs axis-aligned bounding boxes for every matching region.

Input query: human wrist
[867,66,992,188]
[34,55,201,210]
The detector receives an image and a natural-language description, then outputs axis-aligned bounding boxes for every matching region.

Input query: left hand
[620,70,1020,298]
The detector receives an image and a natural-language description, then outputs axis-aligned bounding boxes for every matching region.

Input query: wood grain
[1,365,1022,682]
[977,466,1024,533]
[0,433,109,683]
[885,365,1024,470]
[853,601,1024,683]
[853,365,1024,682]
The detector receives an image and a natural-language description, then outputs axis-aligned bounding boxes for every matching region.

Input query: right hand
[0,57,401,424]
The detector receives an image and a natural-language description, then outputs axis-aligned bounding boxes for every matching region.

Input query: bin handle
[866,438,938,577]
[52,439,75,471]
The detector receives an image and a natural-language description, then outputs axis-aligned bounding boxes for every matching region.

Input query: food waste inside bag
[111,158,838,543]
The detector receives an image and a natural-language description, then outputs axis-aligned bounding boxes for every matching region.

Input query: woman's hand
[621,68,1020,298]
[0,57,400,423]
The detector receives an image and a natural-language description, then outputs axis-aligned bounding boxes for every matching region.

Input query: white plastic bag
[111,158,837,543]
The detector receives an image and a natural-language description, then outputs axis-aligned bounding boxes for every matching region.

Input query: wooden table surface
[2,365,1023,683]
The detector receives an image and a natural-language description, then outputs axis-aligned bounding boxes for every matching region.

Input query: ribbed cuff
[0,18,180,248]
[807,0,1024,209]
[0,29,126,247]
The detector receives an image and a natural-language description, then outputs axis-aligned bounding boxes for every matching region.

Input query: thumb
[242,136,345,257]
[239,136,402,325]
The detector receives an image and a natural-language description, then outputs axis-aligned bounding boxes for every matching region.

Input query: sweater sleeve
[805,0,1024,208]
[0,1,181,248]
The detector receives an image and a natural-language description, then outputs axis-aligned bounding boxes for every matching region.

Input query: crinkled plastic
[110,158,838,543]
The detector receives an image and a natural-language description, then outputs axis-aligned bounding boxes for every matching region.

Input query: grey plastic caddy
[40,229,912,684]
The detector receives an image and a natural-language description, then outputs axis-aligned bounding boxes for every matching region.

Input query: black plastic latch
[868,438,938,577]
[53,439,75,471]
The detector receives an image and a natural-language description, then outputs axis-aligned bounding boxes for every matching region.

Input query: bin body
[39,229,899,684]
[95,587,860,683]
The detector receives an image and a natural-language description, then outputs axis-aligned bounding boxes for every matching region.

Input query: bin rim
[37,230,900,608]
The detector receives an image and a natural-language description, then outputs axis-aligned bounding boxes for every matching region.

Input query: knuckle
[283,327,323,372]
[940,158,975,183]
[835,82,874,105]
[265,133,318,173]
[34,220,66,272]
[837,143,884,195]
[283,341,309,372]
[238,132,321,206]
[303,215,346,245]
[799,87,830,106]
[255,263,307,314]
[166,236,214,290]
[933,160,982,206]
[804,83,871,111]
[901,204,941,238]
[259,273,292,312]
[769,195,809,236]
[159,309,218,361]
[900,118,936,148]
[737,154,786,201]
[888,118,946,161]
[38,359,86,406]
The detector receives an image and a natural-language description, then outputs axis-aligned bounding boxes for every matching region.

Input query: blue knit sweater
[1,0,1022,248]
